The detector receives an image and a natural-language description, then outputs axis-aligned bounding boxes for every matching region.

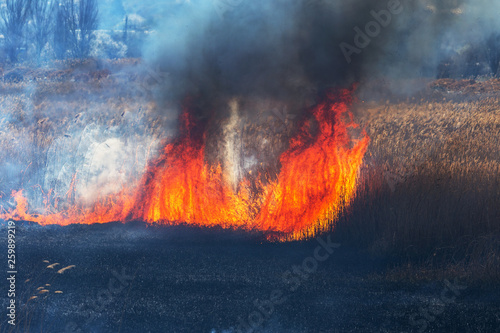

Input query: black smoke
[143,0,500,110]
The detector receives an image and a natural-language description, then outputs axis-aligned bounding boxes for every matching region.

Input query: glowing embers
[2,88,369,240]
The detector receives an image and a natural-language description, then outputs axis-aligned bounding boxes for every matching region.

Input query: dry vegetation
[1,260,72,333]
[0,59,171,207]
[1,61,499,282]
[334,85,500,282]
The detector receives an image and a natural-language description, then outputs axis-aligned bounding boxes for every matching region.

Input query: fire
[256,89,369,240]
[130,109,252,229]
[2,188,134,226]
[1,89,369,240]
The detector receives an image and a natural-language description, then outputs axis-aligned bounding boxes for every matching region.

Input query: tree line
[437,33,500,79]
[0,0,99,64]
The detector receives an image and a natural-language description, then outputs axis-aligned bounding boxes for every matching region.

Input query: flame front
[1,89,369,240]
[131,110,252,229]
[256,89,369,240]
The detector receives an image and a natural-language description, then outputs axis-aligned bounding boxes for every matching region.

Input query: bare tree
[0,0,33,63]
[486,33,500,77]
[54,0,99,59]
[30,0,56,63]
[70,0,99,58]
[123,15,128,44]
[54,2,69,59]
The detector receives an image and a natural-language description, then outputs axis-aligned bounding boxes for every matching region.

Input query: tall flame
[1,89,369,240]
[256,89,369,240]
[131,109,252,229]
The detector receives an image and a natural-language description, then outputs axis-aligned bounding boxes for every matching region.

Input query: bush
[91,31,127,59]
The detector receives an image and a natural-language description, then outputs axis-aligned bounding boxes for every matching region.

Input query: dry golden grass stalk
[57,265,76,274]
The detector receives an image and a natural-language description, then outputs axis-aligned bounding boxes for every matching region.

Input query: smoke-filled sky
[112,0,498,108]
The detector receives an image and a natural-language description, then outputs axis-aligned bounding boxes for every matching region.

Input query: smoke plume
[144,0,499,106]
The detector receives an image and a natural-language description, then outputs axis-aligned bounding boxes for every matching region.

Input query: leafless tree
[54,0,99,59]
[30,0,56,63]
[486,33,500,77]
[0,0,33,63]
[72,0,99,58]
[54,2,69,59]
[123,15,128,44]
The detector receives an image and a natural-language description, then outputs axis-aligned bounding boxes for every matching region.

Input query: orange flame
[256,89,369,240]
[1,89,369,240]
[131,110,252,229]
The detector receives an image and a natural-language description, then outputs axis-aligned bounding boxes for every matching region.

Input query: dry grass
[0,59,170,207]
[1,62,498,281]
[0,260,72,333]
[334,88,500,282]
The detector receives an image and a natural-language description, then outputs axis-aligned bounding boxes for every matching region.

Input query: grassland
[334,81,500,282]
[1,61,499,282]
[0,59,171,208]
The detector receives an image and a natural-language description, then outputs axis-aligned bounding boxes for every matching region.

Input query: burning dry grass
[335,92,500,281]
[1,61,499,278]
[1,68,369,239]
[0,59,169,211]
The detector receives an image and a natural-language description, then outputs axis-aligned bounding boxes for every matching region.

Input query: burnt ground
[1,221,499,333]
